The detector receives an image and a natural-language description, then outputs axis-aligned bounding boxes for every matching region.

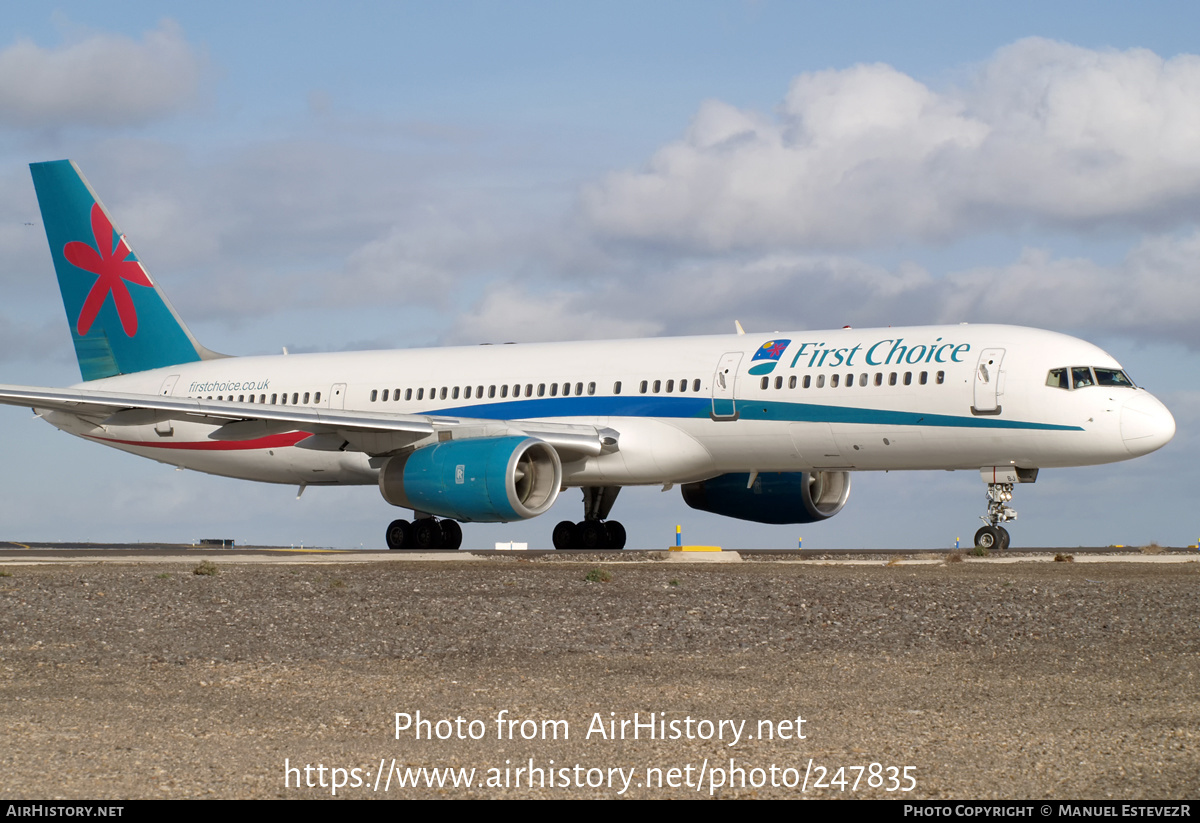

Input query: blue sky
[0,2,1195,549]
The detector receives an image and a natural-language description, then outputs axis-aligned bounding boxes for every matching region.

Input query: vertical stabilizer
[30,160,219,381]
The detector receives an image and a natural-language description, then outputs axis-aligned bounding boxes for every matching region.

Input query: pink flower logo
[63,203,152,337]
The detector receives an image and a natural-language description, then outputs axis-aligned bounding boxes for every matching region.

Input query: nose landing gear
[973,467,1038,551]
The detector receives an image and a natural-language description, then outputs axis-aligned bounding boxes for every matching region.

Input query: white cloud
[0,20,204,129]
[582,38,1200,250]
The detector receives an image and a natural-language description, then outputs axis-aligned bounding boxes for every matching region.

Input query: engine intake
[379,436,562,522]
[681,471,851,524]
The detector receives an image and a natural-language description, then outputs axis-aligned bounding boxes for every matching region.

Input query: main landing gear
[386,517,463,551]
[552,486,627,550]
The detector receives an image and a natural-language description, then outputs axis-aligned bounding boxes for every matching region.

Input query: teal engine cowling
[680,471,851,524]
[379,436,562,522]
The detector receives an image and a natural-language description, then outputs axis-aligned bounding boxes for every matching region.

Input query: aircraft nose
[1121,391,1176,456]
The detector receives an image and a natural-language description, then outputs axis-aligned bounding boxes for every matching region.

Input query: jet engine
[680,471,851,524]
[379,436,562,522]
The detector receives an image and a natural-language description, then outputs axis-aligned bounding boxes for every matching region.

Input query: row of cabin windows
[371,381,601,403]
[761,370,945,390]
[638,379,703,394]
[370,378,706,403]
[199,392,321,405]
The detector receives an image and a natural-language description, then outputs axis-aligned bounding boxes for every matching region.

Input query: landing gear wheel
[578,520,609,551]
[552,520,577,551]
[997,526,1010,551]
[385,519,411,551]
[974,525,1001,550]
[604,521,627,550]
[413,518,444,550]
[440,520,463,551]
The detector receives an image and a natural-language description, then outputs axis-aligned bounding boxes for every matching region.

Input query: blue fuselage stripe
[418,396,1083,431]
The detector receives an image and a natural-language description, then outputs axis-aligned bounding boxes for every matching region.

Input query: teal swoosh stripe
[425,396,1084,432]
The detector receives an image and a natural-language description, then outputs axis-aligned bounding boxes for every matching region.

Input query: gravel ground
[0,556,1197,799]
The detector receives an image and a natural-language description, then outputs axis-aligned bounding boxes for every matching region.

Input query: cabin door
[971,348,1005,415]
[330,383,347,410]
[711,352,743,420]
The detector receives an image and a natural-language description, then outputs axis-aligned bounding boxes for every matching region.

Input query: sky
[0,1,1195,550]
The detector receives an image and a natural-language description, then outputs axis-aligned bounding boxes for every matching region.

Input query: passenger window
[280,394,287,405]
[577,382,584,396]
[874,373,882,386]
[464,386,471,399]
[640,381,648,394]
[614,381,622,395]
[440,387,447,400]
[238,395,245,402]
[406,389,413,401]
[666,379,674,393]
[452,387,460,400]
[488,385,496,398]
[775,376,783,389]
[1071,367,1094,389]
[315,392,321,404]
[761,377,769,390]
[525,384,533,397]
[858,374,867,387]
[919,372,927,385]
[417,388,424,401]
[831,374,839,388]
[903,373,911,386]
[562,383,570,396]
[845,373,853,388]
[803,375,811,389]
[936,371,944,384]
[271,394,278,404]
[381,389,388,401]
[537,384,546,397]
[500,385,508,398]
[477,386,484,397]
[789,376,796,389]
[550,383,558,397]
[303,392,310,404]
[588,382,596,396]
[371,389,378,402]
[693,379,701,392]
[817,375,825,388]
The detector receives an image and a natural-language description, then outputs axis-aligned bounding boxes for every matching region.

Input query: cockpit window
[1094,368,1135,388]
[1071,367,1094,389]
[1048,366,1136,390]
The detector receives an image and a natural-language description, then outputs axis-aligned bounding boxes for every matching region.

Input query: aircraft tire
[974,526,1000,550]
[578,520,609,551]
[385,519,411,551]
[604,521,627,550]
[413,518,444,551]
[998,527,1011,551]
[552,520,577,550]
[440,520,463,551]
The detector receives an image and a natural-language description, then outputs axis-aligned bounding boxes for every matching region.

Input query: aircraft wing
[0,384,617,459]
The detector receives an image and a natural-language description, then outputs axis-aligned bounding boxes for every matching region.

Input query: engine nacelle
[680,471,851,524]
[379,436,562,522]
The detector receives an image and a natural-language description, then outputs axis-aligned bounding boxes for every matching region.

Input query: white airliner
[0,161,1176,550]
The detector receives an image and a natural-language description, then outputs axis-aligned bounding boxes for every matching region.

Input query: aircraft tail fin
[29,160,224,381]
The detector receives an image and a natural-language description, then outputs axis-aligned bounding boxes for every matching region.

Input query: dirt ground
[1,557,1196,799]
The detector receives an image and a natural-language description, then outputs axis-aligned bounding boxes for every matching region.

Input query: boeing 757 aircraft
[0,161,1176,550]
